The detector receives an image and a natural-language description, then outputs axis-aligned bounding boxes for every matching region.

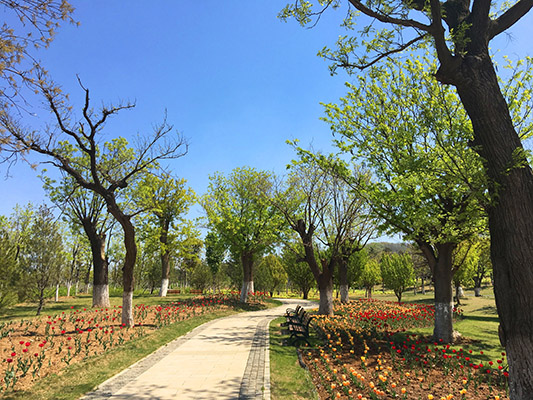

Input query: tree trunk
[395,291,402,303]
[83,263,91,294]
[432,244,455,343]
[421,277,426,295]
[81,218,110,307]
[318,274,334,316]
[66,281,72,297]
[106,203,137,327]
[339,284,349,303]
[93,284,110,307]
[240,252,254,303]
[445,52,533,397]
[474,287,482,297]
[159,278,169,297]
[36,288,44,316]
[455,284,462,306]
[302,288,309,299]
[338,257,349,303]
[159,218,171,297]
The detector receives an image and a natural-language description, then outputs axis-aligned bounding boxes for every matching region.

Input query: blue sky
[1,1,532,229]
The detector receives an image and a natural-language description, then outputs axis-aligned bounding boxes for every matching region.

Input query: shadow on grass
[462,314,500,323]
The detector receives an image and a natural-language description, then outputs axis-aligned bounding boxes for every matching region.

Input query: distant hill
[366,242,409,259]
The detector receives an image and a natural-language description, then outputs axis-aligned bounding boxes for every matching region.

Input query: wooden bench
[282,306,306,326]
[190,289,203,295]
[167,289,181,294]
[287,311,314,346]
[284,304,303,318]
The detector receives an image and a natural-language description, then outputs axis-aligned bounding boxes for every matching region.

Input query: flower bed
[0,292,265,393]
[302,299,508,399]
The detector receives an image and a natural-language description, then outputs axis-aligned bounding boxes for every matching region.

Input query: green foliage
[205,231,226,277]
[358,259,381,297]
[281,245,315,299]
[20,204,65,314]
[202,167,284,258]
[323,55,488,246]
[189,262,212,291]
[380,252,415,302]
[452,239,483,288]
[255,254,288,295]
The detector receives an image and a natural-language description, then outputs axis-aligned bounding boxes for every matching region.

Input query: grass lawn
[269,317,318,400]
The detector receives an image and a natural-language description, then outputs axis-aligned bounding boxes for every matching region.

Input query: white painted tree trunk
[457,286,465,298]
[474,287,482,297]
[93,284,110,307]
[340,284,349,303]
[121,291,134,327]
[66,282,72,297]
[433,302,454,343]
[159,278,169,297]
[55,284,59,302]
[240,280,254,303]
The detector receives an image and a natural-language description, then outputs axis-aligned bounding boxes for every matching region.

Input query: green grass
[0,295,280,400]
[269,317,318,400]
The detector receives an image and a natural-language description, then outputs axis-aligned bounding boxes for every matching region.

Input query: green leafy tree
[136,172,195,296]
[359,259,381,298]
[322,56,487,342]
[380,253,415,302]
[281,244,316,299]
[205,231,227,293]
[189,262,212,293]
[21,205,65,315]
[202,167,285,302]
[255,254,288,297]
[282,3,533,394]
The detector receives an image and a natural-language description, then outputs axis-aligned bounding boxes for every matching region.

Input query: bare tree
[1,77,187,326]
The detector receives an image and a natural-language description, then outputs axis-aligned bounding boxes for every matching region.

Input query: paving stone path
[81,298,316,400]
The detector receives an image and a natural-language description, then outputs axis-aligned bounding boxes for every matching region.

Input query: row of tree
[1,0,532,396]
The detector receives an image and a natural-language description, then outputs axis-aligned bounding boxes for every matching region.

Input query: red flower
[11,352,16,357]
[25,342,31,347]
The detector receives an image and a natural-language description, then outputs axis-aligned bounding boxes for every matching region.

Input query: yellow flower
[460,389,467,395]
[401,388,407,394]
[361,356,366,362]
[428,395,434,400]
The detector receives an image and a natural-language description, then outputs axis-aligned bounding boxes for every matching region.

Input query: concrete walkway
[81,298,317,400]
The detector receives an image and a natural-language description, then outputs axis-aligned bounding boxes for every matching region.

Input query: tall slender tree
[136,172,195,296]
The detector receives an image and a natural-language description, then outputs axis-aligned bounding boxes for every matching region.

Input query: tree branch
[347,0,432,31]
[489,0,533,39]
